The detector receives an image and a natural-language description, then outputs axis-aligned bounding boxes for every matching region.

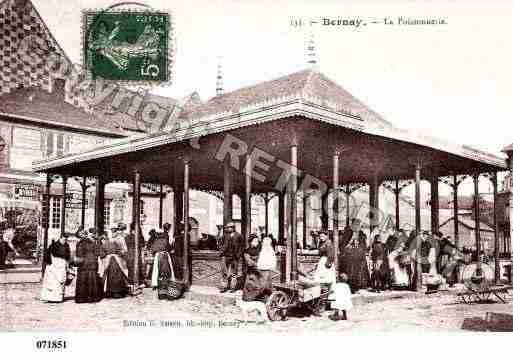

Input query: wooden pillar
[183,159,191,286]
[320,192,329,230]
[414,163,422,291]
[80,177,87,228]
[302,193,307,249]
[453,175,459,249]
[369,172,380,233]
[223,160,232,228]
[290,141,298,281]
[240,193,247,241]
[245,154,252,245]
[264,194,269,235]
[278,191,285,243]
[159,184,164,229]
[132,170,141,286]
[473,173,482,276]
[94,177,105,233]
[492,172,500,284]
[345,184,350,228]
[41,175,52,276]
[173,187,184,234]
[430,175,439,233]
[395,180,400,231]
[453,175,460,283]
[278,191,286,283]
[60,175,67,237]
[332,151,340,273]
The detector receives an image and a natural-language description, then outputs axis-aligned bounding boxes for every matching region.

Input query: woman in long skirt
[40,237,70,303]
[100,229,129,298]
[75,230,103,303]
[150,232,175,299]
[256,237,276,296]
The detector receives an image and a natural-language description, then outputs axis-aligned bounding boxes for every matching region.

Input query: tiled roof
[502,143,513,153]
[178,69,393,130]
[0,83,126,136]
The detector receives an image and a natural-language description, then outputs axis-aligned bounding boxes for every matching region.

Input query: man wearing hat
[219,222,244,293]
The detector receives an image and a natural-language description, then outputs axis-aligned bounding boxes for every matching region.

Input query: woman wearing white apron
[40,236,70,303]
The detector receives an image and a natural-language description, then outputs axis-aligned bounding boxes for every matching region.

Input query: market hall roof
[33,68,507,190]
[177,69,393,130]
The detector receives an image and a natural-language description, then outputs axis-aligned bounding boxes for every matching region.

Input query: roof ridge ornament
[216,57,224,97]
[306,25,319,72]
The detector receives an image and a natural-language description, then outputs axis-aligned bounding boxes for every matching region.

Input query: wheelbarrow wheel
[266,291,289,321]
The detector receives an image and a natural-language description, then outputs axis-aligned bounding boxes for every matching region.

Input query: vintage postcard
[1,0,513,356]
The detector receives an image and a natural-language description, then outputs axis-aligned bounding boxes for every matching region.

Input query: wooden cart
[265,281,328,321]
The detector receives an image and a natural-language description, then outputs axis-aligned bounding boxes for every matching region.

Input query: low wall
[191,250,319,287]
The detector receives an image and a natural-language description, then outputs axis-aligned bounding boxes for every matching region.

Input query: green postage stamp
[82,9,172,84]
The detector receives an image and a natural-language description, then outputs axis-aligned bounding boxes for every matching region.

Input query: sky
[32,0,513,195]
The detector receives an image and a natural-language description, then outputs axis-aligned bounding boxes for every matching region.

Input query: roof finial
[307,25,318,71]
[216,57,224,96]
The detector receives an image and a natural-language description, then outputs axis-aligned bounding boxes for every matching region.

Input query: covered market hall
[33,68,509,291]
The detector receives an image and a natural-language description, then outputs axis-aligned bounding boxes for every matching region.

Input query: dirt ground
[1,283,513,332]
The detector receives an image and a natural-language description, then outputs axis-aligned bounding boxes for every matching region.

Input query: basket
[65,270,76,286]
[157,277,187,300]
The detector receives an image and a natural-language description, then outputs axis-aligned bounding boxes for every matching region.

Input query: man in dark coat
[219,222,244,293]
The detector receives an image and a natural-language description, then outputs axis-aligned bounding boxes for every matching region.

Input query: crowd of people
[37,217,463,324]
[337,218,462,293]
[40,221,184,303]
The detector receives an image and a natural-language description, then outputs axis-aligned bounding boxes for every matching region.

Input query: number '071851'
[35,340,67,350]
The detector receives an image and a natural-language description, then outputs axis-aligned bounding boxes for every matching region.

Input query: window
[140,200,145,217]
[42,132,67,158]
[51,196,61,229]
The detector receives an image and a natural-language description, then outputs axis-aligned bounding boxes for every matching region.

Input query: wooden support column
[60,175,67,237]
[332,151,340,273]
[320,192,329,230]
[264,194,269,235]
[369,172,380,233]
[473,173,482,276]
[80,177,87,228]
[41,175,52,276]
[240,193,247,241]
[414,163,422,291]
[290,141,298,281]
[183,158,191,286]
[159,184,164,229]
[173,187,184,234]
[245,154,252,245]
[132,170,141,286]
[94,176,105,233]
[302,193,307,249]
[492,172,500,284]
[395,180,400,231]
[453,175,460,283]
[345,184,350,228]
[278,191,286,283]
[278,191,285,244]
[223,160,233,228]
[430,175,439,233]
[453,175,460,249]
